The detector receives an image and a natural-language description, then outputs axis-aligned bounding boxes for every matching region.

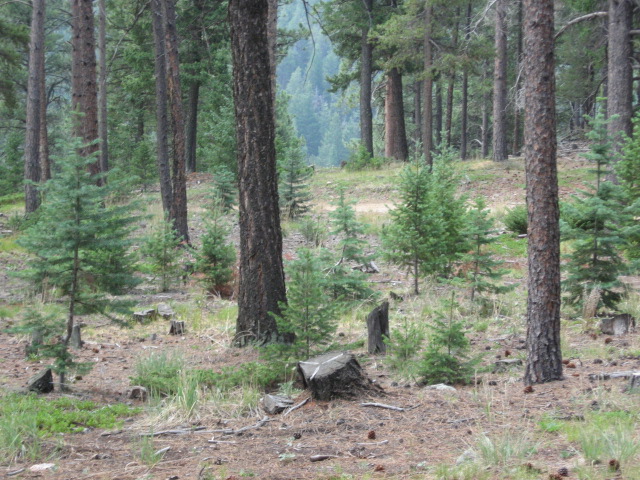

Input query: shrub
[140,218,184,292]
[503,205,527,235]
[195,203,236,293]
[344,142,384,171]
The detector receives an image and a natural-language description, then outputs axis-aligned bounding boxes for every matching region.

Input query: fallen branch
[310,454,338,462]
[154,446,171,456]
[140,426,208,437]
[207,439,238,444]
[361,402,405,412]
[588,371,639,381]
[6,469,25,477]
[283,397,309,417]
[355,440,389,446]
[210,416,273,436]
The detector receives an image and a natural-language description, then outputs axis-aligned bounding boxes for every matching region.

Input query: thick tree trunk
[512,0,523,155]
[423,5,433,167]
[39,66,50,182]
[151,0,173,214]
[267,0,277,122]
[492,0,508,162]
[162,0,189,243]
[384,68,408,161]
[186,80,200,173]
[460,2,472,160]
[607,0,633,163]
[25,0,45,213]
[230,0,287,345]
[98,0,108,181]
[445,9,460,147]
[360,0,374,157]
[523,0,563,385]
[481,66,490,158]
[71,0,100,175]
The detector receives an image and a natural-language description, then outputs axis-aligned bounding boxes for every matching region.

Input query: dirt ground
[1,154,639,479]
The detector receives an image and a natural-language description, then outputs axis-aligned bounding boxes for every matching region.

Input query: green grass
[0,393,139,462]
[0,192,23,208]
[0,235,22,253]
[491,234,528,258]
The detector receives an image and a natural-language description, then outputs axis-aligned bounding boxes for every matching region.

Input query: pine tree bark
[523,0,563,385]
[492,0,508,162]
[162,0,189,242]
[606,0,633,160]
[186,80,200,173]
[98,0,109,180]
[512,0,523,155]
[25,0,45,213]
[384,68,408,161]
[413,80,422,149]
[39,64,50,182]
[481,62,491,158]
[435,80,442,147]
[71,0,100,175]
[360,0,374,157]
[151,0,173,214]
[445,9,460,147]
[230,0,287,345]
[460,2,472,160]
[423,5,433,167]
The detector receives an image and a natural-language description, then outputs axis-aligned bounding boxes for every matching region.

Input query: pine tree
[562,113,625,310]
[18,137,139,387]
[464,197,512,302]
[272,248,337,359]
[140,218,184,292]
[210,164,237,213]
[329,187,369,265]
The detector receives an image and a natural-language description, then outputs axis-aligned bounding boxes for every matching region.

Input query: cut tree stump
[133,308,156,323]
[599,314,636,335]
[169,320,185,335]
[28,368,54,394]
[629,373,640,392]
[262,394,293,414]
[367,301,389,354]
[70,323,84,349]
[157,303,175,319]
[297,352,379,400]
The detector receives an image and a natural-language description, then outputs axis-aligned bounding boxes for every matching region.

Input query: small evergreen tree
[464,197,512,301]
[616,113,640,261]
[562,113,625,310]
[18,137,139,387]
[329,187,370,265]
[195,200,236,293]
[272,248,338,359]
[210,164,237,213]
[140,218,184,292]
[419,294,478,385]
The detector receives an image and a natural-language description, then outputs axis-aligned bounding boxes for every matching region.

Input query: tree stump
[297,352,378,400]
[169,320,185,335]
[70,323,83,349]
[600,314,636,335]
[262,394,293,414]
[367,301,389,354]
[28,368,54,394]
[628,373,640,393]
[133,308,157,323]
[157,303,175,320]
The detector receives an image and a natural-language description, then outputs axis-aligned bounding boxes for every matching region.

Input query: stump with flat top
[367,301,389,354]
[297,351,378,400]
[600,314,636,335]
[169,320,185,335]
[28,368,54,394]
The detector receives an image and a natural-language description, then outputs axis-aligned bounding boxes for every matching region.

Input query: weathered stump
[158,303,175,320]
[600,314,636,335]
[26,329,44,356]
[70,324,83,349]
[262,394,293,414]
[367,301,389,354]
[297,352,377,400]
[28,368,54,393]
[169,320,185,335]
[133,308,156,323]
[629,373,640,393]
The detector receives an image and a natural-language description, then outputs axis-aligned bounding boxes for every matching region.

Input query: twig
[447,417,475,424]
[207,439,238,444]
[310,454,338,462]
[360,402,405,412]
[355,440,389,446]
[154,446,171,456]
[6,468,25,477]
[283,397,309,417]
[210,416,273,436]
[140,426,208,437]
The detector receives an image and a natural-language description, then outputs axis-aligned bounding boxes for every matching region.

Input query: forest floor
[1,152,639,480]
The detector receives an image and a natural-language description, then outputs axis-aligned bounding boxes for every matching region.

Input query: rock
[29,463,56,472]
[133,308,156,322]
[600,314,636,335]
[128,386,148,401]
[456,448,477,465]
[424,384,457,393]
[157,303,175,319]
[28,368,54,394]
[262,394,293,414]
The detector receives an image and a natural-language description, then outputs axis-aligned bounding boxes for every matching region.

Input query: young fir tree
[562,112,625,310]
[382,150,467,294]
[140,217,184,292]
[210,164,237,213]
[276,95,312,219]
[272,248,338,359]
[616,114,640,262]
[419,294,478,385]
[195,198,236,293]
[464,197,512,302]
[18,138,139,387]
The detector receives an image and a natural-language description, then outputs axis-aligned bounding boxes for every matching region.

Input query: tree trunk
[39,64,50,182]
[435,80,442,147]
[151,0,173,214]
[162,0,189,243]
[267,0,277,122]
[384,68,408,161]
[186,80,200,173]
[512,0,523,155]
[445,9,460,147]
[98,0,108,181]
[360,0,374,157]
[71,0,100,176]
[413,80,422,150]
[298,352,376,400]
[606,0,633,166]
[523,0,563,385]
[230,0,287,345]
[24,0,45,214]
[460,2,472,160]
[423,5,433,168]
[492,0,508,162]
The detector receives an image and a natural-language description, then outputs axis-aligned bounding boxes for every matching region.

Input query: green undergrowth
[0,392,140,462]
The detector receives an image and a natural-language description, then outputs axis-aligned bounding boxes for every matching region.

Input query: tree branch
[555,12,607,40]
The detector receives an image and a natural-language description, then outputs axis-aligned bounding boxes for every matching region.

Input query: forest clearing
[1,154,639,480]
